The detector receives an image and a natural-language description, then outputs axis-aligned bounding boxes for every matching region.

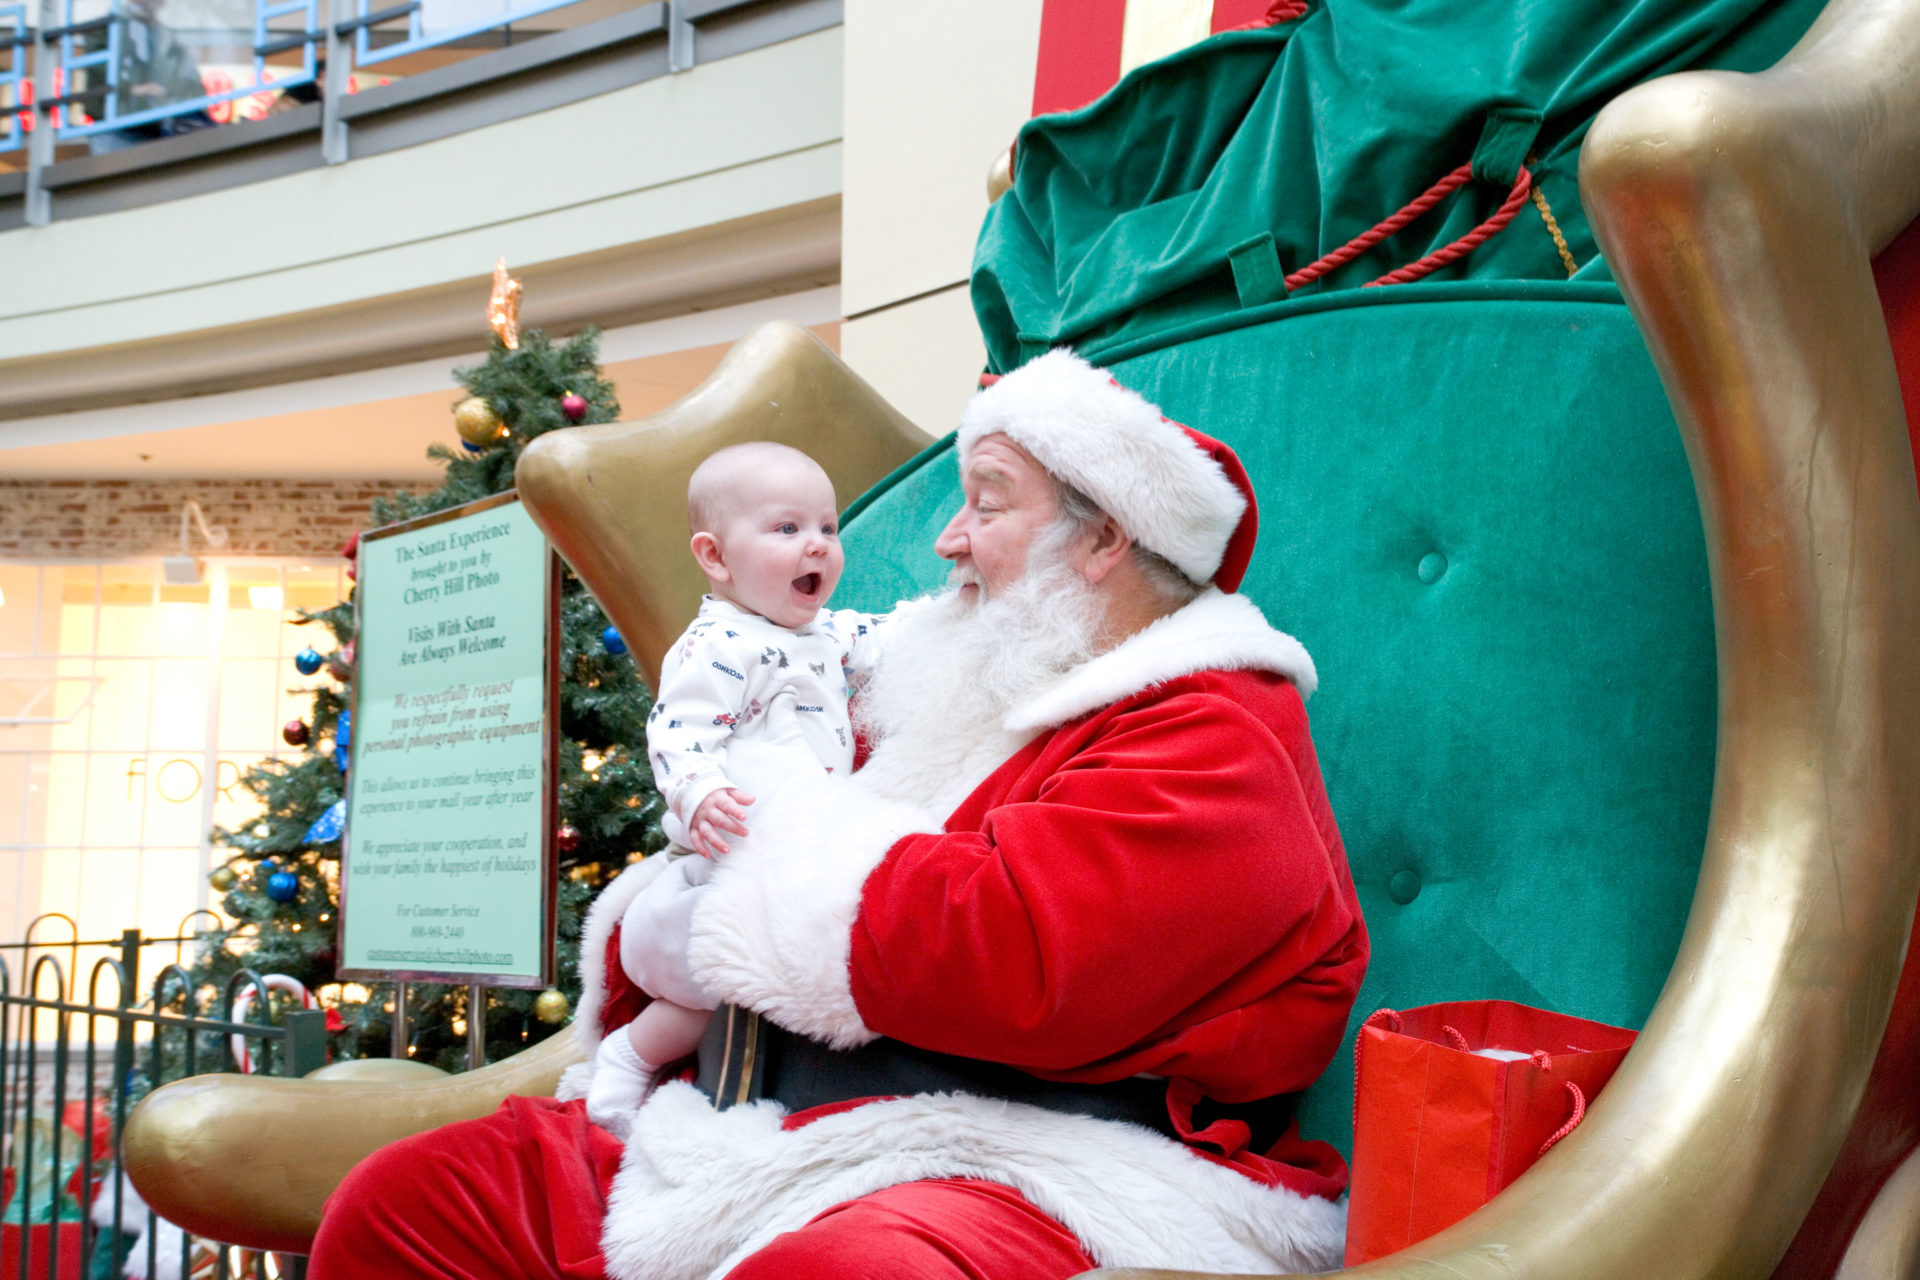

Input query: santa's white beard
[853,530,1106,812]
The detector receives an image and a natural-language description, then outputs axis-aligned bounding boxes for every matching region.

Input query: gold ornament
[209,865,236,891]
[487,257,522,351]
[533,989,570,1024]
[454,396,504,446]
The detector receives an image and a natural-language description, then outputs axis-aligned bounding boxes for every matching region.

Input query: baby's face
[704,460,844,629]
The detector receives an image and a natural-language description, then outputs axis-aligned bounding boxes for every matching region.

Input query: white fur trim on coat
[1007,588,1316,733]
[686,762,942,1050]
[602,1082,1345,1280]
[959,349,1247,586]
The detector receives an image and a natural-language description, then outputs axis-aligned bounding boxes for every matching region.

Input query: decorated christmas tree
[189,264,666,1071]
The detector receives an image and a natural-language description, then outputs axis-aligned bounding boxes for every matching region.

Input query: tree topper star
[487,258,523,350]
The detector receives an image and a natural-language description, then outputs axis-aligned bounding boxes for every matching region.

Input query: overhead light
[0,586,7,607]
[249,586,286,611]
[162,556,203,585]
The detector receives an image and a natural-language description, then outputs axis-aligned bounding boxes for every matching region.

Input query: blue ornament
[336,709,352,748]
[462,440,483,453]
[294,648,324,675]
[601,626,628,656]
[266,871,299,903]
[304,798,346,844]
[334,746,349,772]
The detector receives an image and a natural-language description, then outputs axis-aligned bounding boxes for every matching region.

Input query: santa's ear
[690,531,730,583]
[1077,513,1135,586]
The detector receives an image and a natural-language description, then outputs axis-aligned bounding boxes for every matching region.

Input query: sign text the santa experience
[338,493,557,986]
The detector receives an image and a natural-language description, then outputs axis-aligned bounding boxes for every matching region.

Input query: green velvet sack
[974,0,1823,371]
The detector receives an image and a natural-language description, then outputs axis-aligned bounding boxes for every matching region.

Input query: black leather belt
[695,1005,1298,1152]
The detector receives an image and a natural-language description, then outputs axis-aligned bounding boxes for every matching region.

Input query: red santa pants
[308,1097,1098,1280]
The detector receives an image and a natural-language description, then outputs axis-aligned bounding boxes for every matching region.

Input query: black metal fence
[0,914,326,1280]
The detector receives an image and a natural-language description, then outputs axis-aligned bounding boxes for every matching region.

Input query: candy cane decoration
[230,974,315,1074]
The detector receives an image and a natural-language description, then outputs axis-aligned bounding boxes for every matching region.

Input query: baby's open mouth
[793,572,822,595]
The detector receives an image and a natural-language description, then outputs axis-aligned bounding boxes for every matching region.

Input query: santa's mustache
[946,563,985,592]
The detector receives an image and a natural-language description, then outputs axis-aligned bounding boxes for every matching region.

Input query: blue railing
[52,0,119,133]
[0,4,24,151]
[0,0,821,203]
[0,0,616,150]
[45,0,319,141]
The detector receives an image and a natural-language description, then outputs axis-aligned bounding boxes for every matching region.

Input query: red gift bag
[1344,1000,1638,1266]
[0,1224,82,1280]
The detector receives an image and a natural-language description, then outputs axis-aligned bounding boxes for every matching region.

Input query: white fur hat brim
[957,350,1247,585]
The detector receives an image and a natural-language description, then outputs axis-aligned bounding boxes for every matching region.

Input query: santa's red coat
[573,589,1367,1277]
[315,590,1367,1280]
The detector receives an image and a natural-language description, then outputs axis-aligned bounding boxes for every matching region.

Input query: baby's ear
[690,531,729,582]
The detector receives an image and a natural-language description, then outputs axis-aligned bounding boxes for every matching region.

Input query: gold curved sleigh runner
[124,0,1920,1272]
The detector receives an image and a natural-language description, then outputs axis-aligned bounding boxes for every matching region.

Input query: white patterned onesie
[646,595,883,855]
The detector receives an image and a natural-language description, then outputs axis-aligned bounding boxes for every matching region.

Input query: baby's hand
[690,788,755,857]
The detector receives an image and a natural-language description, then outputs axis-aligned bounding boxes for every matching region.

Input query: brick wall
[0,479,423,559]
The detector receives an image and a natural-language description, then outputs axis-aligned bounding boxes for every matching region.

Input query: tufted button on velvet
[1388,868,1423,904]
[1416,552,1449,584]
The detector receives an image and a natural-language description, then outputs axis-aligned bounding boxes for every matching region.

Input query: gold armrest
[1084,1,1920,1277]
[122,1032,585,1255]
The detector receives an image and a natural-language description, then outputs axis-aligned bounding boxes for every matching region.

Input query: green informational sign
[338,492,559,986]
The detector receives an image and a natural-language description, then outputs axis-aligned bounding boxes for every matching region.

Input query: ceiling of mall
[0,299,840,481]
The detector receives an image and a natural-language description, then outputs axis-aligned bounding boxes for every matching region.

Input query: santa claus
[310,349,1369,1280]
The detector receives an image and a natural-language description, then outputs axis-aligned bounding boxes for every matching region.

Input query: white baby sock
[585,1031,661,1138]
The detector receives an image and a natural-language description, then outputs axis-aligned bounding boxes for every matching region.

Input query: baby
[586,441,882,1126]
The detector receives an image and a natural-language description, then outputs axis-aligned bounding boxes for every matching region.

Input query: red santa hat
[961,350,1259,591]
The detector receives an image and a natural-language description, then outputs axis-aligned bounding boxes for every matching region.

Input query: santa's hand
[690,788,754,857]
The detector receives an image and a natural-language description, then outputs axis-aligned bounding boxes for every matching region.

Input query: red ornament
[327,654,353,683]
[560,393,588,422]
[282,719,311,747]
[556,824,582,854]
[341,531,360,561]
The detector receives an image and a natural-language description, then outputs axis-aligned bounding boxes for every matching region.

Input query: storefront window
[0,560,348,956]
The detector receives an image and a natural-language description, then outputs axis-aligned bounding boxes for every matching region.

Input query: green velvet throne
[832,284,1712,1155]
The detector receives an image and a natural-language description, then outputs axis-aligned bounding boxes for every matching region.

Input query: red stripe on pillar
[1032,0,1128,117]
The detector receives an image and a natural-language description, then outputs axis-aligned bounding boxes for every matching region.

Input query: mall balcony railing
[0,0,839,226]
[0,913,328,1279]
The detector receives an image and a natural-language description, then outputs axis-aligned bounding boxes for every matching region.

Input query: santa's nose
[934,514,967,560]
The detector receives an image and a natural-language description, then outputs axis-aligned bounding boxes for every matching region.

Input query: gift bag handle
[1538,1081,1587,1156]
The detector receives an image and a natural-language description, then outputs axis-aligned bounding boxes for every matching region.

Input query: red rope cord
[1285,164,1475,292]
[1538,1081,1587,1156]
[1366,166,1534,287]
[1353,1008,1402,1097]
[1441,1025,1470,1052]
